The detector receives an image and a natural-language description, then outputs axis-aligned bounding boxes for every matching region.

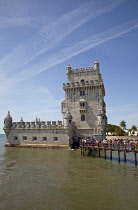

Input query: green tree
[107,124,125,136]
[130,125,137,136]
[120,120,126,130]
[131,125,137,131]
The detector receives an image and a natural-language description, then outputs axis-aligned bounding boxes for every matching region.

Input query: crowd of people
[81,137,138,145]
[81,137,95,143]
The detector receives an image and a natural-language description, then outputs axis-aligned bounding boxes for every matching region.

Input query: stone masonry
[3,61,107,148]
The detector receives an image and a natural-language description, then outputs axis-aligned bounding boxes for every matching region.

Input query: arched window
[81,115,85,121]
[80,79,84,84]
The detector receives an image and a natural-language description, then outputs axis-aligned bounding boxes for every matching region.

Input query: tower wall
[6,128,71,147]
[62,61,107,141]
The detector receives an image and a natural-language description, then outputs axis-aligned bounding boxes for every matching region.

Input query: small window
[32,136,37,141]
[80,91,85,96]
[53,137,58,141]
[81,115,85,121]
[69,120,71,124]
[80,103,85,107]
[80,79,84,84]
[42,137,47,141]
[23,136,27,140]
[14,136,18,140]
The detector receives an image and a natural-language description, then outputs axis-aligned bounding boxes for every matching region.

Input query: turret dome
[66,64,71,75]
[4,111,12,121]
[94,60,100,70]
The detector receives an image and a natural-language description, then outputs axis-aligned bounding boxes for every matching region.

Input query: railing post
[124,144,126,162]
[83,145,84,156]
[134,152,137,166]
[98,142,100,158]
[104,144,106,159]
[110,148,112,160]
[118,150,120,163]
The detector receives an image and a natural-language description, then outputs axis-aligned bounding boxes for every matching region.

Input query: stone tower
[3,111,12,137]
[62,61,107,141]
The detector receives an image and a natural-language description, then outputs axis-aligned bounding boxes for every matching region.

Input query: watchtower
[62,61,107,141]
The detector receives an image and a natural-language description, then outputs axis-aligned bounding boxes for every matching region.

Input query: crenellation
[17,122,21,128]
[36,121,40,128]
[30,122,35,128]
[12,122,17,128]
[58,121,62,126]
[25,122,30,128]
[52,121,56,127]
[63,80,102,90]
[10,120,65,129]
[71,66,94,72]
[47,121,51,127]
[21,123,25,128]
[40,121,46,128]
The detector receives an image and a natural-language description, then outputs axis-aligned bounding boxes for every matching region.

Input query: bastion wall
[6,128,70,146]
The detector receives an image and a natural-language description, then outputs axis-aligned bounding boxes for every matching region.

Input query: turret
[4,111,12,129]
[64,109,72,128]
[66,64,71,75]
[94,60,100,70]
[3,111,12,137]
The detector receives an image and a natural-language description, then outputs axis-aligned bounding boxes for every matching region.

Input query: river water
[0,134,138,210]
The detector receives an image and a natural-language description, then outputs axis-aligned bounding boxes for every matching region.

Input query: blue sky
[0,0,138,133]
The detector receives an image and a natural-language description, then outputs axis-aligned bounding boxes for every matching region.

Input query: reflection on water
[0,134,138,210]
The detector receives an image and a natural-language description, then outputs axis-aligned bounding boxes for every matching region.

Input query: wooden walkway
[80,142,138,165]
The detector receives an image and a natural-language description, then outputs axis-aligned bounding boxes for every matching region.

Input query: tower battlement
[69,66,94,72]
[63,79,103,89]
[11,120,64,129]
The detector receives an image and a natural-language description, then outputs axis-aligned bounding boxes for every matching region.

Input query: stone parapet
[11,120,64,129]
[63,80,103,89]
[70,66,94,72]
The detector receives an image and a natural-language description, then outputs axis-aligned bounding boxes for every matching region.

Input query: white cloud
[0,18,137,92]
[0,16,51,28]
[0,0,126,80]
